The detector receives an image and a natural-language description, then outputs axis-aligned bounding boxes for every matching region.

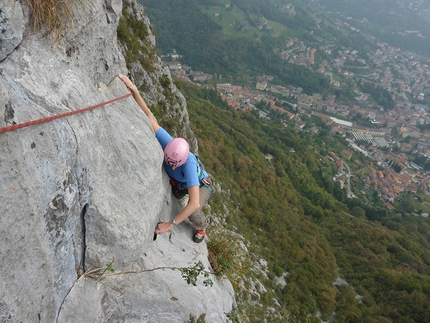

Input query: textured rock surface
[0,0,235,322]
[0,0,27,62]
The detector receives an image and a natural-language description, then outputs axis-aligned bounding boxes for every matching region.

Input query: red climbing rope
[0,92,133,134]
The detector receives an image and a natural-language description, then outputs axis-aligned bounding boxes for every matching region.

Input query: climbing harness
[169,155,212,196]
[196,155,213,192]
[0,92,132,134]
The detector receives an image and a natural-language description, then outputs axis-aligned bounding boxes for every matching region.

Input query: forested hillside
[177,82,430,322]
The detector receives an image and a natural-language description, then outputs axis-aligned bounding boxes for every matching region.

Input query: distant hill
[138,0,335,93]
[139,0,430,80]
[310,0,430,57]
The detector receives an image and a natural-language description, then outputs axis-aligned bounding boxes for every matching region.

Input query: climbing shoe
[193,230,206,243]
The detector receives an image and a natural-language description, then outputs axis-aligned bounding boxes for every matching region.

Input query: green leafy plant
[106,262,115,273]
[180,261,213,287]
[160,75,171,90]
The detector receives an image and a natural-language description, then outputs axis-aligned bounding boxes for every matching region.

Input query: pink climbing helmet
[164,138,190,168]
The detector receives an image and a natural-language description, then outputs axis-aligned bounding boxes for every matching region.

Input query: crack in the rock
[69,125,88,275]
[80,204,88,272]
[56,203,88,323]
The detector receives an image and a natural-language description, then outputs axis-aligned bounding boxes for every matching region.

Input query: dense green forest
[178,82,430,322]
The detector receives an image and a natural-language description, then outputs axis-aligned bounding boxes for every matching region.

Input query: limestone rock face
[0,1,235,322]
[0,0,27,62]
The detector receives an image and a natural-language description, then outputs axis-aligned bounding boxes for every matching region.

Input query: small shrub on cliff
[118,2,157,72]
[180,261,213,287]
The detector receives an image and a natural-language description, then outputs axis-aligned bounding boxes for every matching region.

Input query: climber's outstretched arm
[118,74,160,133]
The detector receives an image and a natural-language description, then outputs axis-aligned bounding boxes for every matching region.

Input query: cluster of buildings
[311,110,430,209]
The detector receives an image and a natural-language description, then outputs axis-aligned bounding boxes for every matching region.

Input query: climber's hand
[118,73,136,92]
[155,221,174,234]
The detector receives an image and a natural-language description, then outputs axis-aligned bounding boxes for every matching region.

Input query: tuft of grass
[189,313,206,323]
[25,0,87,39]
[207,235,236,277]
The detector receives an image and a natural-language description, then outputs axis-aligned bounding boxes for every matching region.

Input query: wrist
[170,219,177,226]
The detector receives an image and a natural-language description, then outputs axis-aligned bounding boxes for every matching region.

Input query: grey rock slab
[58,223,236,323]
[0,0,27,62]
[0,0,235,321]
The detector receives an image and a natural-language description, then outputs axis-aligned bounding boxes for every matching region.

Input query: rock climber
[118,74,212,243]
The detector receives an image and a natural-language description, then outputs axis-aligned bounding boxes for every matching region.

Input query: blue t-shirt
[155,127,208,189]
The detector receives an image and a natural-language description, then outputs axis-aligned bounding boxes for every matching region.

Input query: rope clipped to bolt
[0,92,133,134]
